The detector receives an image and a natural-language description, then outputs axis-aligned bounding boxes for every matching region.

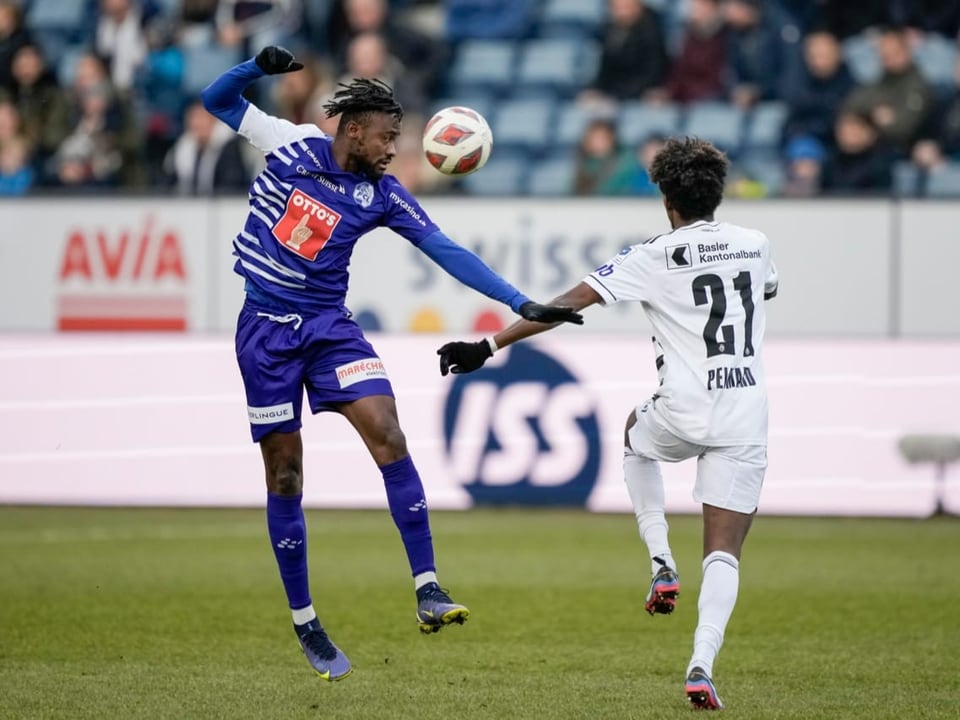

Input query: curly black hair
[323,78,403,129]
[649,137,728,220]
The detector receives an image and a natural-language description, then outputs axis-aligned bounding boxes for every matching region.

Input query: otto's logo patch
[273,189,342,261]
[336,358,389,388]
[353,182,374,208]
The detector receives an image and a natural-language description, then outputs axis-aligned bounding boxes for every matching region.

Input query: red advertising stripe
[58,295,187,331]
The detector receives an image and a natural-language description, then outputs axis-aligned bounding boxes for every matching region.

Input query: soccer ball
[422,106,493,176]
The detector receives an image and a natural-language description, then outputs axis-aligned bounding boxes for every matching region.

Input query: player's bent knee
[268,461,303,495]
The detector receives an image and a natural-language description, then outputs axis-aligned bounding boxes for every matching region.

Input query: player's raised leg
[261,430,352,680]
[623,409,679,615]
[338,395,469,633]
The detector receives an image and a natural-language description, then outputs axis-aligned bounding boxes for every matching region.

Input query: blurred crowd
[0,0,958,198]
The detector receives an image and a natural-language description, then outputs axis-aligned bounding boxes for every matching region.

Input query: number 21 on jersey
[692,271,755,358]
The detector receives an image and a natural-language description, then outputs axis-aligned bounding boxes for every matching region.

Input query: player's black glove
[437,340,492,376]
[519,301,584,325]
[255,46,304,75]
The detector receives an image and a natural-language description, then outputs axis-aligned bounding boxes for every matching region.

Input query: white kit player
[437,137,778,711]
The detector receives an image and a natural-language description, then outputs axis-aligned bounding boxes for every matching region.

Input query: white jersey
[583,220,778,446]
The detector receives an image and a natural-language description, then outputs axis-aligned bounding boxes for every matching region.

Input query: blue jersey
[234,105,438,312]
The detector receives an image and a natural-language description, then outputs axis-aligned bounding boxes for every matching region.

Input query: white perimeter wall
[0,197,957,336]
[0,334,957,517]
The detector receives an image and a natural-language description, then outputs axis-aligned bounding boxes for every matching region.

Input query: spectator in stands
[821,110,894,194]
[0,97,32,194]
[95,0,158,92]
[722,0,798,108]
[782,134,826,197]
[444,0,537,43]
[328,0,445,97]
[573,117,628,195]
[340,32,427,117]
[608,133,667,195]
[162,98,250,195]
[912,55,960,170]
[271,52,332,125]
[0,0,30,95]
[579,0,668,105]
[657,0,729,105]
[50,53,142,189]
[9,42,70,166]
[783,30,855,149]
[0,133,31,194]
[842,27,935,155]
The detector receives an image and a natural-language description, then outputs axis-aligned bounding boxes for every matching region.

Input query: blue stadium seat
[538,0,606,38]
[26,0,87,29]
[447,40,516,97]
[842,34,882,84]
[528,154,577,196]
[924,163,960,197]
[914,35,957,88]
[490,98,556,155]
[893,161,922,197]
[182,45,244,97]
[462,156,528,196]
[684,102,746,153]
[617,102,681,145]
[744,102,788,150]
[515,38,598,98]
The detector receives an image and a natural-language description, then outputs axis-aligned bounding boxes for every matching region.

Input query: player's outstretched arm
[201,46,314,151]
[417,231,583,325]
[437,282,600,376]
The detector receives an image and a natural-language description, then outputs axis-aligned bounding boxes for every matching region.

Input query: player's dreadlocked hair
[649,137,728,220]
[323,78,403,129]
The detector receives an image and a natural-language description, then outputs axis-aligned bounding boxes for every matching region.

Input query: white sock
[291,604,317,626]
[414,571,438,591]
[623,452,675,576]
[687,551,740,677]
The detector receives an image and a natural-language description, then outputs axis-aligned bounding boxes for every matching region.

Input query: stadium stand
[3,0,960,198]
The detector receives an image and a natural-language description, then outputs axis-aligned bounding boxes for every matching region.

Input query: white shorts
[627,398,767,514]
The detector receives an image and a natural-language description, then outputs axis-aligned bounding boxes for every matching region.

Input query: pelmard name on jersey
[699,242,761,263]
[707,366,757,391]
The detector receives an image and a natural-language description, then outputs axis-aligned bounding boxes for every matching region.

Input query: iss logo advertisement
[442,344,601,506]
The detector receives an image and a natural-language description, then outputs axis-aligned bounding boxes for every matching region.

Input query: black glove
[519,301,584,325]
[255,46,304,75]
[437,340,493,376]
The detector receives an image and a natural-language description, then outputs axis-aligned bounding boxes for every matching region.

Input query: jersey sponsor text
[336,358,389,388]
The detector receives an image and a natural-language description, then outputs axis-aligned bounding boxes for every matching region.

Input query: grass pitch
[0,507,958,719]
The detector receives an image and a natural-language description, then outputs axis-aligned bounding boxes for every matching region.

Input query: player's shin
[381,456,436,585]
[688,551,740,677]
[266,493,313,617]
[623,451,675,573]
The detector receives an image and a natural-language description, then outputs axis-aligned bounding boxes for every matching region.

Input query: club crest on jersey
[272,188,342,261]
[353,182,374,208]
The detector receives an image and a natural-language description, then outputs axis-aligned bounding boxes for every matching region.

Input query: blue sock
[266,493,311,610]
[382,456,436,577]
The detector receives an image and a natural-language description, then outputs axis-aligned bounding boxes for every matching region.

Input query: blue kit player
[201,46,583,682]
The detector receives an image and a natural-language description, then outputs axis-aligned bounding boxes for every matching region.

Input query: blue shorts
[236,296,394,442]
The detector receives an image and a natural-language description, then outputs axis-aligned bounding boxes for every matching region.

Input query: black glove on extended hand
[519,301,584,325]
[437,340,493,376]
[255,46,304,75]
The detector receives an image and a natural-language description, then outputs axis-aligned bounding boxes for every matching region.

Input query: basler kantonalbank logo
[57,215,188,330]
[442,344,601,506]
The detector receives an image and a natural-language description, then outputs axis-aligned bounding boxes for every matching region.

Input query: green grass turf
[0,508,958,719]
